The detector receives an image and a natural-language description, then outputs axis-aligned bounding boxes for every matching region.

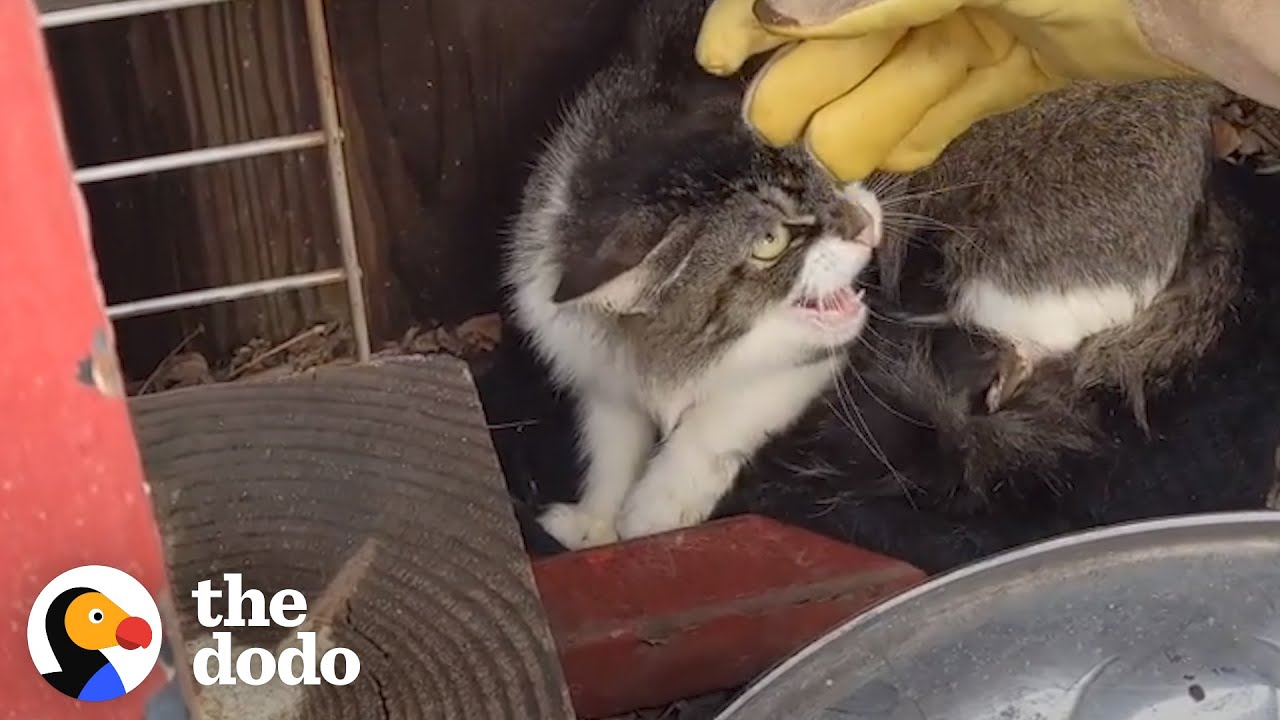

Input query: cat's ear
[554,211,685,314]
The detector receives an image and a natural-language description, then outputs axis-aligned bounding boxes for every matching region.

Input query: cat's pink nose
[842,204,879,248]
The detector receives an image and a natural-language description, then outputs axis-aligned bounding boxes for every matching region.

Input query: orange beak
[114,616,151,650]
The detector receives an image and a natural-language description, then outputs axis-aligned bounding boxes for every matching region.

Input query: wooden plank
[324,0,635,328]
[0,0,172,714]
[41,0,644,379]
[129,355,574,719]
[533,516,926,718]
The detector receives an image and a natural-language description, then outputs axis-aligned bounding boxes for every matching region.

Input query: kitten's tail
[860,327,1100,498]
[861,196,1243,495]
[1071,197,1242,429]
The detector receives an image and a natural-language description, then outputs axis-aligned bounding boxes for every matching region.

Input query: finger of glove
[742,29,904,147]
[759,0,964,38]
[803,19,972,181]
[697,0,793,75]
[881,44,1064,172]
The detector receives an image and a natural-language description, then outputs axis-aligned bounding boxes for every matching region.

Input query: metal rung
[46,0,374,363]
[303,0,370,362]
[39,0,230,28]
[74,132,326,184]
[107,269,346,319]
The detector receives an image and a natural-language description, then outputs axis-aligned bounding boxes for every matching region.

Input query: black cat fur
[479,163,1280,575]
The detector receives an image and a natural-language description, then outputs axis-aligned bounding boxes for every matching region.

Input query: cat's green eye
[751,223,792,263]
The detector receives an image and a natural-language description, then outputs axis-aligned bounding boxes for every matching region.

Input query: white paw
[538,503,619,550]
[615,483,718,541]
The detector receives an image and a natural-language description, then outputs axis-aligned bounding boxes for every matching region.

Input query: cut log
[130,355,574,719]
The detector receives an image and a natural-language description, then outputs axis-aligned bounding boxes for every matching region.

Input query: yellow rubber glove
[696,0,1201,181]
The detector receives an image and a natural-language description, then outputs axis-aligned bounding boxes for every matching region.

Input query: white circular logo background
[27,564,162,698]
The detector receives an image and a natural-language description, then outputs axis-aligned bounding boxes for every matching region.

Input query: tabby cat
[499,0,1273,559]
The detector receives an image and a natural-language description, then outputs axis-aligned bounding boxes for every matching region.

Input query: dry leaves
[385,312,504,358]
[146,352,214,391]
[131,322,348,395]
[131,314,507,396]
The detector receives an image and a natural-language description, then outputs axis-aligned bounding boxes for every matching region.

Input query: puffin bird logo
[27,565,162,702]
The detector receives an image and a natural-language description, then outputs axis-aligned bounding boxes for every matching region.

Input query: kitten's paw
[615,484,718,541]
[538,503,619,550]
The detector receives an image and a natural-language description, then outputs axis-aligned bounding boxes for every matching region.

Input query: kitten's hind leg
[616,363,833,540]
[957,278,1165,411]
[985,343,1035,412]
[539,396,654,550]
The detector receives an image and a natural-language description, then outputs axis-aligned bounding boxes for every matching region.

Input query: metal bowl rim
[716,510,1280,718]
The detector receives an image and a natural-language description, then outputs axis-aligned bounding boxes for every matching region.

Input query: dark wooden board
[44,0,358,377]
[129,355,573,719]
[41,0,637,379]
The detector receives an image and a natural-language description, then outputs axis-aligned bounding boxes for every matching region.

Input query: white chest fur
[522,294,838,550]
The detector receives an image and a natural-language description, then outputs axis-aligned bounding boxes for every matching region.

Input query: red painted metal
[533,515,926,719]
[0,2,171,716]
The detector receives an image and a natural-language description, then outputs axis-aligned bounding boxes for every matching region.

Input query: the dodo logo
[27,565,161,702]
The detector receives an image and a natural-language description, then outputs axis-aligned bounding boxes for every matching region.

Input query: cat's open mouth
[795,287,866,323]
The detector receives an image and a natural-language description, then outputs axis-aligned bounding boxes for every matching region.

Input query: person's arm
[1133,0,1280,108]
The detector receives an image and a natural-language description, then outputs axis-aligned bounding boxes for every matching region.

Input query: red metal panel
[0,2,170,716]
[533,515,926,718]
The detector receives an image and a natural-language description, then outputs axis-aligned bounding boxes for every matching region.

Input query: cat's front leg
[616,363,833,540]
[539,395,654,550]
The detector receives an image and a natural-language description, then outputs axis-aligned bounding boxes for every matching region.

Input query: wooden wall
[41,0,634,380]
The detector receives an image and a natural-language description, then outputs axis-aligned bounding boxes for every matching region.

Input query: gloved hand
[696,0,1201,181]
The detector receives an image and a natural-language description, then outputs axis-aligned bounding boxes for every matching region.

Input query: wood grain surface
[44,0,358,376]
[41,0,636,379]
[129,355,573,719]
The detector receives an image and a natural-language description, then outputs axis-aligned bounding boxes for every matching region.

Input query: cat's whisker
[882,211,976,236]
[847,363,932,429]
[807,492,853,518]
[865,173,908,198]
[877,180,988,207]
[823,346,915,494]
[880,214,964,236]
[863,306,910,327]
[821,366,874,461]
[864,323,910,352]
[854,332,905,373]
[881,212,995,263]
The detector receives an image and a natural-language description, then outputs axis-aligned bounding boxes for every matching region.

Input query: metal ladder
[37,0,372,361]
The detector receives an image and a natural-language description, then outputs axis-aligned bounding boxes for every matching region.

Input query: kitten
[723,163,1278,574]
[490,163,1279,573]
[505,0,1235,551]
[504,0,883,549]
[873,79,1230,411]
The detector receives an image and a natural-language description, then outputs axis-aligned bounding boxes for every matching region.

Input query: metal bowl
[716,512,1280,720]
